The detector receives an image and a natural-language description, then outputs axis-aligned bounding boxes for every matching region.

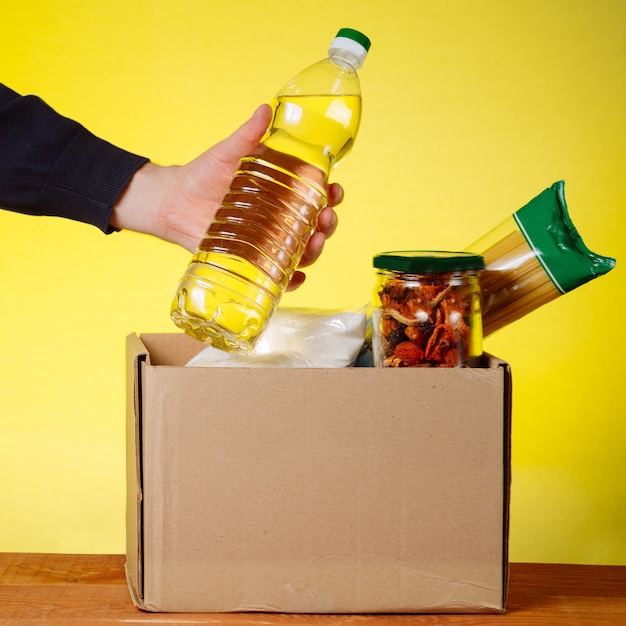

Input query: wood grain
[1,554,625,624]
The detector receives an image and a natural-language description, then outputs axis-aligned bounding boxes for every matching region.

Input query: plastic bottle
[170,28,371,351]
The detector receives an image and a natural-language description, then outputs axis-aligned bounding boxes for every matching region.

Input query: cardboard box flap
[139,332,204,366]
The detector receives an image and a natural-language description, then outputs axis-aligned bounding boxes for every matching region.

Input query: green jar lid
[373,251,485,273]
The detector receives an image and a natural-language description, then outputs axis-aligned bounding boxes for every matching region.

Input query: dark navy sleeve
[0,83,149,233]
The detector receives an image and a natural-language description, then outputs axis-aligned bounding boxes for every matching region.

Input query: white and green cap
[329,28,371,68]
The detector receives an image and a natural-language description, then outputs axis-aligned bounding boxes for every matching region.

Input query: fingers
[287,217,334,288]
[294,184,344,272]
[327,182,344,208]
[210,104,272,165]
[286,270,306,292]
[241,103,273,143]
[316,205,338,240]
[319,183,342,239]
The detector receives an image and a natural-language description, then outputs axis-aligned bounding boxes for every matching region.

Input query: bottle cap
[329,28,371,68]
[373,251,485,274]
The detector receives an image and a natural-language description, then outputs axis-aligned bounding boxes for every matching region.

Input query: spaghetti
[465,181,616,337]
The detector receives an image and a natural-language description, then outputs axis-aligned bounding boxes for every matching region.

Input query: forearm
[0,83,148,233]
[110,161,194,246]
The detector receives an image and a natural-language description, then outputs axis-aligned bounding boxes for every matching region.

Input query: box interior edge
[500,360,513,612]
[125,333,149,609]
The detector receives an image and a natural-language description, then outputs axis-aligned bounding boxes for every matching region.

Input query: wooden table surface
[1,553,625,625]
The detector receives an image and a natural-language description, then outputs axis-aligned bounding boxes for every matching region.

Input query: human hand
[111,104,342,290]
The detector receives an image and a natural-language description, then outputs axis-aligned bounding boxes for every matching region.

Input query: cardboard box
[125,332,511,614]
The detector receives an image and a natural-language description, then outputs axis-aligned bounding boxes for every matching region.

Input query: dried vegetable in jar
[372,251,485,368]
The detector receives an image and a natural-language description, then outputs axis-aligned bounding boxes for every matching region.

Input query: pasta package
[465,181,616,337]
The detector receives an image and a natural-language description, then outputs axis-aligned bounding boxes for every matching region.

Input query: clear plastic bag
[186,306,368,368]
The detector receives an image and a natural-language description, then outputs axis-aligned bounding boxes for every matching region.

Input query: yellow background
[1,1,624,563]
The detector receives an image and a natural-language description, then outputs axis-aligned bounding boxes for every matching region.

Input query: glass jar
[372,251,485,368]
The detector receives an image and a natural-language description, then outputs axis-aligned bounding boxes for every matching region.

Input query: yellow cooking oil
[170,252,281,351]
[170,28,369,351]
[264,94,361,171]
[170,93,361,351]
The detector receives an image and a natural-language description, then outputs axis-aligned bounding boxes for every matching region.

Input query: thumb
[211,104,272,164]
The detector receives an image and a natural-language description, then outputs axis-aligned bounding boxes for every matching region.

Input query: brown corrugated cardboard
[125,332,511,614]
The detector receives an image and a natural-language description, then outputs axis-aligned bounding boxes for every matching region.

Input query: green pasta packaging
[465,181,616,337]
